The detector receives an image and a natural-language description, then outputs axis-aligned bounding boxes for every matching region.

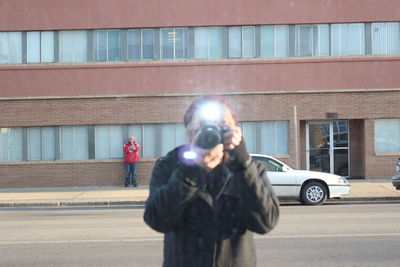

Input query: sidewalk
[0,180,399,208]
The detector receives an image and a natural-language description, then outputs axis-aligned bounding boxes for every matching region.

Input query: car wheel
[300,181,327,205]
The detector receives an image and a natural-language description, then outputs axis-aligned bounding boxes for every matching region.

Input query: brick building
[1,0,400,188]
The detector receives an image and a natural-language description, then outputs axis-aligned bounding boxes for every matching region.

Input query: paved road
[1,202,399,266]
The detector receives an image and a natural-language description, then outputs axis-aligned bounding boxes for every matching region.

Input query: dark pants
[124,162,137,186]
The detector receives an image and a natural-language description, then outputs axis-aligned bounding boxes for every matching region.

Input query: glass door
[332,120,349,177]
[307,122,331,173]
[306,121,349,177]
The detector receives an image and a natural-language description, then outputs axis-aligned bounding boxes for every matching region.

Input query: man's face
[129,137,135,142]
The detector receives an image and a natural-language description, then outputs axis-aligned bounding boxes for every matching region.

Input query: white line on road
[0,238,163,245]
[257,232,400,239]
[1,232,400,245]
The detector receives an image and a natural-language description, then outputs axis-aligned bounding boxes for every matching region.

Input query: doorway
[306,120,349,177]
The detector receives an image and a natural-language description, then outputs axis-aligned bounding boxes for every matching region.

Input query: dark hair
[183,95,237,128]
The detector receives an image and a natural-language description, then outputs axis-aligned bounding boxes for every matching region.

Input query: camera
[196,124,226,149]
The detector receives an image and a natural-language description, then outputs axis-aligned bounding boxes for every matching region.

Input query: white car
[251,154,350,205]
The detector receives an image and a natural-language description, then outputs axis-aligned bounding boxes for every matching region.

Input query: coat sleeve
[133,142,140,152]
[143,157,206,233]
[233,159,280,235]
[123,144,130,155]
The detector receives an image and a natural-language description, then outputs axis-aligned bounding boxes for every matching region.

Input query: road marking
[256,232,400,239]
[0,238,164,245]
[1,232,400,245]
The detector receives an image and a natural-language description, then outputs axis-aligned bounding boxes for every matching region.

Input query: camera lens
[196,125,222,149]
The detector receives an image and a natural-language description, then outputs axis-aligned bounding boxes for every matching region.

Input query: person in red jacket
[123,136,140,187]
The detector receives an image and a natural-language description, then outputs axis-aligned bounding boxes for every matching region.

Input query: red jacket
[123,142,140,163]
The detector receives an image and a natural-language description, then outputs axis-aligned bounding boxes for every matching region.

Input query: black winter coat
[143,145,280,267]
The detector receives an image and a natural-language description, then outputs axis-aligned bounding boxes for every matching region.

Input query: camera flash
[183,151,197,160]
[199,102,221,122]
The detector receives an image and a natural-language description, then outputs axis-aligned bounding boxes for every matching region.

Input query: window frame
[26,31,55,63]
[375,119,400,154]
[371,22,400,55]
[94,29,122,62]
[160,27,188,60]
[59,30,88,63]
[331,23,365,56]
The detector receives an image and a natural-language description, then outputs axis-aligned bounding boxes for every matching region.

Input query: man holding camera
[123,136,140,187]
[144,95,279,267]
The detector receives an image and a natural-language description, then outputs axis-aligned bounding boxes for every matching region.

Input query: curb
[0,200,146,208]
[331,196,400,202]
[1,197,400,208]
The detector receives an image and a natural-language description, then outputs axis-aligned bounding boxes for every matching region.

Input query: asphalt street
[1,202,399,266]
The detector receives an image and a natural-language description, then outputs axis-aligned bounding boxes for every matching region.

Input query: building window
[28,127,42,160]
[0,32,22,63]
[228,26,257,58]
[375,119,400,153]
[60,126,88,160]
[142,29,156,60]
[161,28,188,60]
[127,29,141,60]
[41,127,56,160]
[372,22,400,55]
[194,27,223,59]
[0,128,23,161]
[296,25,313,57]
[228,26,242,58]
[260,25,289,58]
[127,29,156,60]
[94,29,122,61]
[296,25,329,57]
[142,124,186,158]
[313,24,330,56]
[27,127,56,161]
[241,122,257,153]
[0,122,290,162]
[95,125,124,159]
[240,121,290,155]
[331,23,365,56]
[0,124,187,162]
[143,124,157,158]
[242,26,256,58]
[2,21,400,65]
[26,31,54,63]
[59,30,87,62]
[160,124,186,156]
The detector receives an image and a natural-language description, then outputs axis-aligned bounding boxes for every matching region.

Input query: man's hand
[190,143,224,171]
[191,127,226,171]
[222,125,243,151]
[190,125,243,171]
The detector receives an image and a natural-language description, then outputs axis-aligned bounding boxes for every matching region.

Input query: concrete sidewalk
[0,180,399,208]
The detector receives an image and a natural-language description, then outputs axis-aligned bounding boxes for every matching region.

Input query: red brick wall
[2,91,399,127]
[0,96,194,127]
[0,160,155,188]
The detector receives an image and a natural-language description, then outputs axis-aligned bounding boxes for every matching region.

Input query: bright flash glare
[183,151,197,160]
[198,102,221,122]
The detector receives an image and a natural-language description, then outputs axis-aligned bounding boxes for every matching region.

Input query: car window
[253,156,283,172]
